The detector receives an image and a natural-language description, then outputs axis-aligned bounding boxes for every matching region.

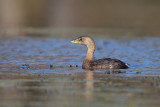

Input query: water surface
[0,37,160,107]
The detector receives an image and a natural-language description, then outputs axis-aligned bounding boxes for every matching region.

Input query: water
[0,36,160,107]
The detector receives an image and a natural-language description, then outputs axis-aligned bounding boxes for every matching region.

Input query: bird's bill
[71,40,78,43]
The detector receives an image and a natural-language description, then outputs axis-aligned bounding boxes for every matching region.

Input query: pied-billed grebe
[71,36,128,69]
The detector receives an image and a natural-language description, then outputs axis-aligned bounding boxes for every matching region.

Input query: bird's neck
[85,41,95,61]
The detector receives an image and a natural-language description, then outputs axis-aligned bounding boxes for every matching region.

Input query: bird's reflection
[85,70,94,102]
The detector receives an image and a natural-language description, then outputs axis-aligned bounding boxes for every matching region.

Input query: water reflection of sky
[0,37,160,77]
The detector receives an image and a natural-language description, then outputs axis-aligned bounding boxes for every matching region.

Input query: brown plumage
[71,36,128,69]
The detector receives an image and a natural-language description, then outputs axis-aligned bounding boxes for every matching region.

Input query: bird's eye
[79,38,82,41]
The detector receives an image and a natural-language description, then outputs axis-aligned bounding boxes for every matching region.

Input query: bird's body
[83,58,128,69]
[71,36,128,69]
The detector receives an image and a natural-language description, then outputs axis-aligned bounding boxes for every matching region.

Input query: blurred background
[0,0,160,37]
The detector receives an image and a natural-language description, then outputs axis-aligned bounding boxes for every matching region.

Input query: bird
[71,36,128,69]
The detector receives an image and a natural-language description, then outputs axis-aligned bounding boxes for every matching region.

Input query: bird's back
[83,58,128,69]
